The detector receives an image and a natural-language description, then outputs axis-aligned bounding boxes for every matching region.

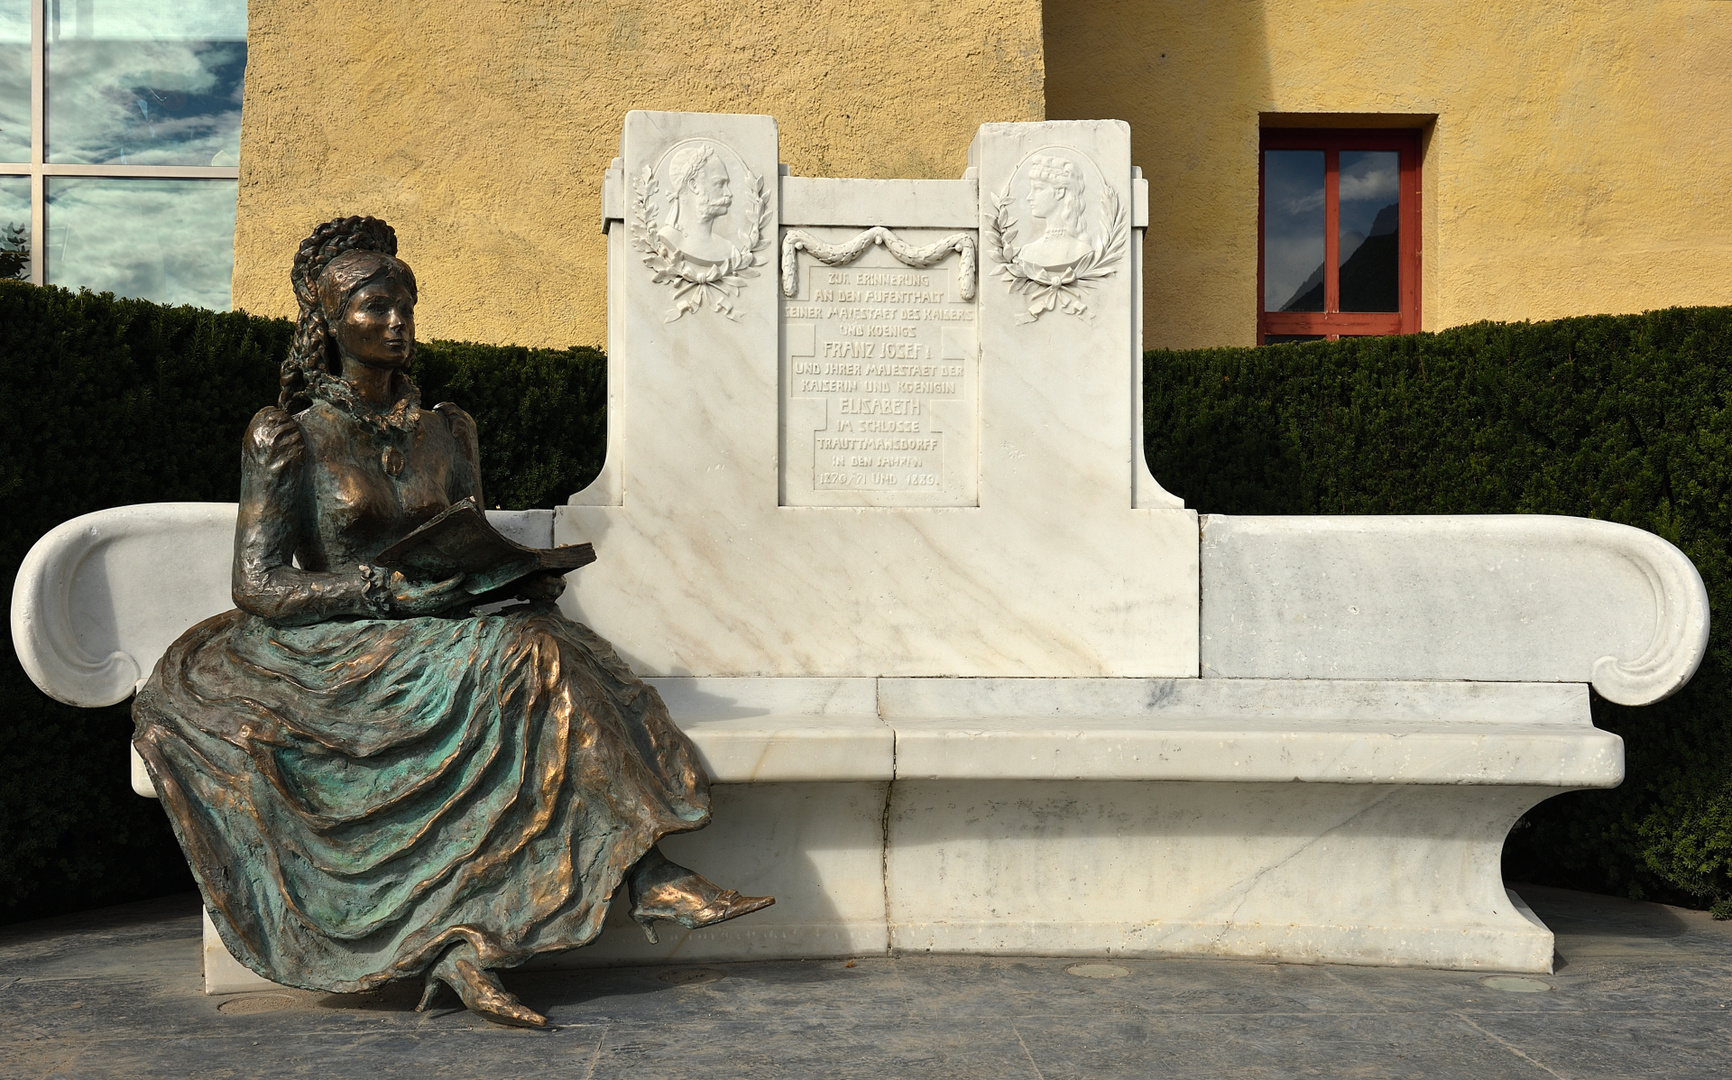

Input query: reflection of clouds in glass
[1268,236,1325,311]
[1338,151,1400,265]
[0,174,26,222]
[1340,167,1397,202]
[0,0,27,41]
[1340,152,1399,203]
[48,40,245,165]
[0,174,26,217]
[0,43,26,162]
[48,178,236,309]
[53,1,246,41]
[1263,151,1325,312]
[0,1,23,160]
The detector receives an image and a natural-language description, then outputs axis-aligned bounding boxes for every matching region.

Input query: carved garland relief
[781,227,977,300]
[631,138,771,322]
[985,147,1127,323]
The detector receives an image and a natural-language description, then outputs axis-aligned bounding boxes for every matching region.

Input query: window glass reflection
[48,178,236,308]
[1337,150,1400,312]
[0,1,28,163]
[47,1,247,166]
[1263,150,1325,312]
[0,175,27,279]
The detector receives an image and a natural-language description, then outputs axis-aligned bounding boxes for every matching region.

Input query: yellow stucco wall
[233,0,1045,348]
[240,2,1732,351]
[1047,1,1732,348]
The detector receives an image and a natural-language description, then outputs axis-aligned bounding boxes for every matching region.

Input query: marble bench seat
[648,675,1616,786]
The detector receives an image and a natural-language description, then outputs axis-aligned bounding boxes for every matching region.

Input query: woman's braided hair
[280,216,416,413]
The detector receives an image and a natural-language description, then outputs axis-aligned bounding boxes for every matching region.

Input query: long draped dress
[132,395,710,993]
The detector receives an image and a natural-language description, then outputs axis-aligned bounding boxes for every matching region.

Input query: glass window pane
[1337,150,1401,313]
[0,175,27,279]
[0,0,28,163]
[47,177,237,308]
[47,1,247,166]
[1263,150,1325,313]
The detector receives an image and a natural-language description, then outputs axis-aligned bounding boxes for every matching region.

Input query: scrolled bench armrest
[12,503,239,708]
[1200,515,1710,706]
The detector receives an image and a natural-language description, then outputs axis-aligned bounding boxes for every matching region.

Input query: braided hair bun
[279,216,417,413]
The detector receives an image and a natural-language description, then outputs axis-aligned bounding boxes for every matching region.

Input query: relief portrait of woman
[1017,154,1095,275]
[131,216,771,1028]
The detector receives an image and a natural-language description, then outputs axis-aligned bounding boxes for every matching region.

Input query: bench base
[205,777,1564,993]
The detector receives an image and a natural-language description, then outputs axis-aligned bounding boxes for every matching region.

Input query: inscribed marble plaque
[780,227,979,506]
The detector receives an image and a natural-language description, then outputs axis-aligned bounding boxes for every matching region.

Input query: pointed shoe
[418,955,547,1029]
[628,871,775,945]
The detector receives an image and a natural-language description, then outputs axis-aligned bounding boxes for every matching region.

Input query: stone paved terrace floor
[3,885,1730,1079]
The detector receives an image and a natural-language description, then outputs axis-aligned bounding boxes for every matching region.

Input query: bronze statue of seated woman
[132,215,771,1028]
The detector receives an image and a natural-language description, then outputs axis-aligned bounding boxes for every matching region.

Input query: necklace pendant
[382,447,405,476]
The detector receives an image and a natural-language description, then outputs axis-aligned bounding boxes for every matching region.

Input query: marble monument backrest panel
[779,199,980,506]
[561,112,1197,680]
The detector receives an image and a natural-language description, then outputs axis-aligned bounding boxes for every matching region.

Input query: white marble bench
[11,502,1707,991]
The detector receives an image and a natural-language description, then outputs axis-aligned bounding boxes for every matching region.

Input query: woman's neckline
[303,371,423,436]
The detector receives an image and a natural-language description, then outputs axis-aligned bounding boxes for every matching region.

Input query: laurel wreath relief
[985,184,1128,324]
[630,162,772,322]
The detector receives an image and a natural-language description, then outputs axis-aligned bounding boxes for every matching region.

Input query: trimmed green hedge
[0,280,604,924]
[1146,308,1732,916]
[3,277,1729,923]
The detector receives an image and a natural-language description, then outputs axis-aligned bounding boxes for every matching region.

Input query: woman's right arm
[231,407,379,625]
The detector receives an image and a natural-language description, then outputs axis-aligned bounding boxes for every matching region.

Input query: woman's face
[1026,179,1058,219]
[334,280,415,370]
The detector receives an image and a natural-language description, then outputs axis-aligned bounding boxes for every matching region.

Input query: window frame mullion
[28,0,43,284]
[1322,146,1339,338]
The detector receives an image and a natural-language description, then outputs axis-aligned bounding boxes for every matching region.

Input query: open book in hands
[374,498,596,598]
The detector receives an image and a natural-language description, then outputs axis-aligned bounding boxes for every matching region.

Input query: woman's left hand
[390,571,470,615]
[516,571,568,605]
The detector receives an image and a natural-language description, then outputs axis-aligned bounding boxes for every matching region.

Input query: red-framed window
[1258,129,1421,343]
